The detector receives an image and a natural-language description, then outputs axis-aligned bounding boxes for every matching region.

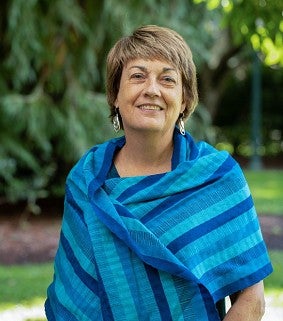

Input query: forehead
[124,58,178,72]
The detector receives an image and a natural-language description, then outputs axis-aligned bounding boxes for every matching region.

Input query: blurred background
[0,0,282,320]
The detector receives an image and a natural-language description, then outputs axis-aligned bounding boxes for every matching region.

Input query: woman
[45,25,272,320]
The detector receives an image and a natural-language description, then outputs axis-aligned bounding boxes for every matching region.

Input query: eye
[162,76,176,85]
[164,76,175,82]
[130,73,145,80]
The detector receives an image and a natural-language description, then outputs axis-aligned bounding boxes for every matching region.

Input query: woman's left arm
[223,281,265,321]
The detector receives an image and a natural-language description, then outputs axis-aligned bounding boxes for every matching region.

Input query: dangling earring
[113,108,121,132]
[178,113,185,136]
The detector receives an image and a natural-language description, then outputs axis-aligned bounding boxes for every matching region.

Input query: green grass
[244,170,283,215]
[0,263,53,311]
[265,251,283,289]
[264,250,283,307]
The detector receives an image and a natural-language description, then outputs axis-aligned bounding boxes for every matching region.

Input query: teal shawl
[45,130,272,321]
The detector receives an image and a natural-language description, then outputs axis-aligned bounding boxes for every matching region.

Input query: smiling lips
[138,105,163,111]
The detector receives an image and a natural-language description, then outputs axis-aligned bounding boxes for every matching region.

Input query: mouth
[137,104,163,111]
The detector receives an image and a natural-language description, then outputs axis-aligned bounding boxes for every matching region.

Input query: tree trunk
[199,29,244,121]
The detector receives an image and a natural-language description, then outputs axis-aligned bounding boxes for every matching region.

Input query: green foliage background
[0,0,282,208]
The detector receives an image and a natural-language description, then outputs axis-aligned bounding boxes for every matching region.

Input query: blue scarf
[45,130,272,321]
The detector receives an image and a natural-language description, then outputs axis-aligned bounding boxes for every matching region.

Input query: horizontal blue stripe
[206,241,272,292]
[180,212,260,270]
[206,155,236,184]
[141,173,228,225]
[141,190,188,224]
[140,157,241,226]
[212,262,273,302]
[167,195,254,254]
[151,178,249,242]
[117,174,165,203]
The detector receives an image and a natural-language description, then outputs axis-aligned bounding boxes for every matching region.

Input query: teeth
[139,105,161,111]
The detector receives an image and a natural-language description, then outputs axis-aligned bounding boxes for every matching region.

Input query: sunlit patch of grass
[0,297,45,312]
[264,251,283,307]
[0,263,53,311]
[265,289,283,307]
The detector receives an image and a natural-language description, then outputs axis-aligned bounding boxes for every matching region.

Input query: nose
[144,78,161,98]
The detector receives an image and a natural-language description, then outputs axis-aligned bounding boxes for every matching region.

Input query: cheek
[115,89,126,106]
[170,91,184,109]
[119,87,141,107]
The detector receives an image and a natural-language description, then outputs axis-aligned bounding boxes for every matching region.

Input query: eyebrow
[129,65,177,73]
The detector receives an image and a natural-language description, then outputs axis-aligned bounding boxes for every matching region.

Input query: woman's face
[115,58,185,136]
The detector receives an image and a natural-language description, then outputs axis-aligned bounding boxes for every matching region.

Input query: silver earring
[113,108,121,132]
[178,114,185,136]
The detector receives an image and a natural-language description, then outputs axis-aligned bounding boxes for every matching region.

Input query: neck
[115,129,175,177]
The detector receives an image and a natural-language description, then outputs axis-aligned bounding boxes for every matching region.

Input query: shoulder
[191,138,248,185]
[189,136,237,167]
[67,136,125,183]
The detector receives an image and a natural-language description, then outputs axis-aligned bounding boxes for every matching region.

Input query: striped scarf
[45,130,272,321]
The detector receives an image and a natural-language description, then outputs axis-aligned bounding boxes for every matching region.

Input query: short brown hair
[106,25,198,122]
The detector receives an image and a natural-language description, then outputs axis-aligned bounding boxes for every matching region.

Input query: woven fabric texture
[45,130,272,321]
